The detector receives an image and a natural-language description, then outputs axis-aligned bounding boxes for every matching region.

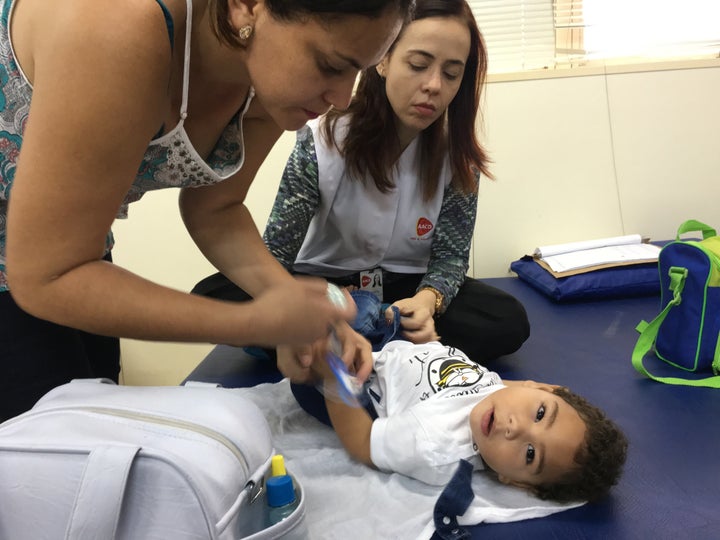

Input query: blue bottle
[266,455,299,526]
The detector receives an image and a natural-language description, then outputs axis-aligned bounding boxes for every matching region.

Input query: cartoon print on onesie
[429,351,485,391]
[365,342,501,412]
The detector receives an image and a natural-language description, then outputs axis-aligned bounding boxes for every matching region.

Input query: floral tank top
[0,0,251,292]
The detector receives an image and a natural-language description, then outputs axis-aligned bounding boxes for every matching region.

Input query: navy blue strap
[154,0,175,51]
[150,0,175,139]
[431,459,475,540]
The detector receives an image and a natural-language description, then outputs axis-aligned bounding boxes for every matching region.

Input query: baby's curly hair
[532,387,628,503]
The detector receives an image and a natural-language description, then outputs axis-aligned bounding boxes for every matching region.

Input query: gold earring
[238,25,253,41]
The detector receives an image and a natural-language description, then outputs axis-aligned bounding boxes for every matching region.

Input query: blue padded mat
[185,278,720,540]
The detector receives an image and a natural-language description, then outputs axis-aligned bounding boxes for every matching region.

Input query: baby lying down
[310,338,628,504]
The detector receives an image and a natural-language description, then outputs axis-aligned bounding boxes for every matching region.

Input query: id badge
[359,268,383,301]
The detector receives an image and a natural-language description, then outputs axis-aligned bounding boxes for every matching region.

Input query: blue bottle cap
[266,475,296,507]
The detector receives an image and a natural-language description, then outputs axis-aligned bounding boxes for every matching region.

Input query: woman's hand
[247,277,356,347]
[276,344,315,383]
[386,296,440,344]
[332,321,373,382]
[277,322,372,384]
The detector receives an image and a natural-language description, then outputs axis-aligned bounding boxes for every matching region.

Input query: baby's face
[469,385,586,489]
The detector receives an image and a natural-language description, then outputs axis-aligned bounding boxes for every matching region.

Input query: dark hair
[322,0,490,200]
[209,0,415,48]
[532,387,629,503]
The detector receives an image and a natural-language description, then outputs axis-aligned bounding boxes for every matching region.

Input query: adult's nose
[423,69,442,94]
[324,73,358,111]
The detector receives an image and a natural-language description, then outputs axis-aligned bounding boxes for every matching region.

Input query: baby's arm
[325,394,374,466]
[312,358,375,467]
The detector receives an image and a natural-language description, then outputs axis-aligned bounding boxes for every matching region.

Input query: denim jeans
[349,290,402,352]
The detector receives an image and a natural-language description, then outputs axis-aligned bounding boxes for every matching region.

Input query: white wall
[475,64,720,276]
[113,64,720,380]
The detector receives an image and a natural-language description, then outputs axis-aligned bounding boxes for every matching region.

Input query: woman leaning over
[0,0,413,420]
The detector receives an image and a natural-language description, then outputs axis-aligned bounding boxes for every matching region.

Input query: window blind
[470,0,720,75]
[468,0,556,74]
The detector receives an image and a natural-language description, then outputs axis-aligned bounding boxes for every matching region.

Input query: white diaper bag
[0,379,306,540]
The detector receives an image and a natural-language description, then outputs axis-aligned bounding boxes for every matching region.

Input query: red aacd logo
[416,217,434,236]
[361,275,372,287]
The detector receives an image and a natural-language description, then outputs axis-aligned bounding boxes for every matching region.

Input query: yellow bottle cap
[271,454,287,477]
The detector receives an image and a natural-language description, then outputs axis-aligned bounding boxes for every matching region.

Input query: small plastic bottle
[266,454,299,526]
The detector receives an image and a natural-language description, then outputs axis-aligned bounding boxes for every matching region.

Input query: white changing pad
[236,380,583,540]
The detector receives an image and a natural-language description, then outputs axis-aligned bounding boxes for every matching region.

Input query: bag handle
[676,219,716,240]
[65,445,140,540]
[632,267,720,388]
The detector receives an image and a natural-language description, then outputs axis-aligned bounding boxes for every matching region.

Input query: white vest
[293,118,450,277]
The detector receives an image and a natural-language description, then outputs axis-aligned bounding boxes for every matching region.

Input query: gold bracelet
[422,286,444,316]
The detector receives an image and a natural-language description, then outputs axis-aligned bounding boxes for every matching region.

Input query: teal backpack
[632,219,720,388]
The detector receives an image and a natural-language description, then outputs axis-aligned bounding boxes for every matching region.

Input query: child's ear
[522,380,564,394]
[498,474,534,491]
